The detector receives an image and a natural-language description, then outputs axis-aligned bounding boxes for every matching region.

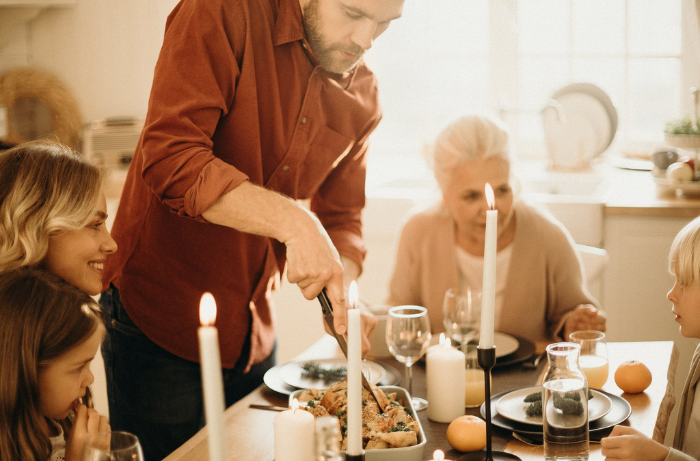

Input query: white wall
[1,0,179,121]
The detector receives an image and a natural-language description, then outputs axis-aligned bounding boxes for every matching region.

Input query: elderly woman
[386,115,606,342]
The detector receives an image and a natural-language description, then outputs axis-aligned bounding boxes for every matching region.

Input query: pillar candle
[274,399,315,461]
[347,281,363,456]
[479,183,497,349]
[426,336,466,423]
[198,293,227,461]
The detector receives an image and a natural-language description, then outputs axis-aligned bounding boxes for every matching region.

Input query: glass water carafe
[542,342,589,461]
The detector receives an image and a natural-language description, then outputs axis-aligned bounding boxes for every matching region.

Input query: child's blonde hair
[0,140,102,273]
[669,216,700,286]
[0,267,103,461]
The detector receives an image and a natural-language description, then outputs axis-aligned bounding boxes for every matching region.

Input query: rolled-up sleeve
[139,0,249,220]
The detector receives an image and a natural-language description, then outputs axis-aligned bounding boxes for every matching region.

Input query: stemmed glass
[81,431,144,461]
[386,305,432,411]
[442,287,481,351]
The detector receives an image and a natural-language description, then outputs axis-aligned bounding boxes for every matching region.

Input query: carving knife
[317,288,383,408]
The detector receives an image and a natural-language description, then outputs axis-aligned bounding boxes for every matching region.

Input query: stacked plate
[429,332,537,368]
[482,385,632,442]
[264,358,401,395]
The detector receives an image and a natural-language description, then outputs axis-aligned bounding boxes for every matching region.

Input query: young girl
[600,216,700,461]
[0,268,109,461]
[0,140,117,295]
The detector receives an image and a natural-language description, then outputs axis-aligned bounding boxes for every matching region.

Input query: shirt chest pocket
[297,125,354,195]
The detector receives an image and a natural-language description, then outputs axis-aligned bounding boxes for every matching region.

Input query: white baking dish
[290,385,426,461]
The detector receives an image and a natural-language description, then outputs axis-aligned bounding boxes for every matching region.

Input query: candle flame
[445,337,451,348]
[348,280,358,309]
[291,398,299,413]
[485,183,495,210]
[433,449,445,461]
[439,332,445,345]
[199,292,217,326]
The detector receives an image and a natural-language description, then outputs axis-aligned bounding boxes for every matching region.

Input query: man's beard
[302,0,364,74]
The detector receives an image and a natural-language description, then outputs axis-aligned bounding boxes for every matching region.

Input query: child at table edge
[600,215,700,461]
[0,268,110,461]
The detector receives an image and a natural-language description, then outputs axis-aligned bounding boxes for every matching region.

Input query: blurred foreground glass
[81,431,144,461]
[569,330,609,389]
[386,305,431,411]
[442,288,481,349]
[542,343,589,461]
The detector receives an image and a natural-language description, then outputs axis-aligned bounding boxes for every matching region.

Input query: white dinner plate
[495,385,613,426]
[279,358,386,390]
[430,331,519,358]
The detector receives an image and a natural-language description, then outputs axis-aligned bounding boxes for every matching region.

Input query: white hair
[426,115,512,191]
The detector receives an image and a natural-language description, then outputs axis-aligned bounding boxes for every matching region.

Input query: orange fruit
[614,360,652,394]
[446,415,486,452]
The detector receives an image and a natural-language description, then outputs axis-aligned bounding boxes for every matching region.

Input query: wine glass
[81,431,144,461]
[386,305,431,411]
[442,287,481,351]
[569,330,609,389]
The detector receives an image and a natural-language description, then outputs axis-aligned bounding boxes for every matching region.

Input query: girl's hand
[65,404,110,461]
[600,426,669,461]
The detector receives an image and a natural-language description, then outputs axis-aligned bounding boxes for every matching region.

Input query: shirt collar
[273,0,306,46]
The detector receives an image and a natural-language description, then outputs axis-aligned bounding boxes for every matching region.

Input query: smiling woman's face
[441,157,515,254]
[43,194,117,295]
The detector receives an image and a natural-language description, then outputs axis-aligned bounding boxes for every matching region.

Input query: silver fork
[522,351,546,370]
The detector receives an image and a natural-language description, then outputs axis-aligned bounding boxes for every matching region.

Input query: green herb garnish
[301,362,347,384]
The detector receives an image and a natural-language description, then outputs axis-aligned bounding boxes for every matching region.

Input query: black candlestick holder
[458,346,521,461]
[346,452,365,461]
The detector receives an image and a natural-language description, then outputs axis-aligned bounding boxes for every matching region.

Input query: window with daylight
[363,0,699,187]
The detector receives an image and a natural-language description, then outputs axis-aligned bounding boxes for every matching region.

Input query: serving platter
[495,385,613,426]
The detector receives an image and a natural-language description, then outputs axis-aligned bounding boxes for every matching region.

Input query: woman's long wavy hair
[0,140,102,273]
[0,268,103,461]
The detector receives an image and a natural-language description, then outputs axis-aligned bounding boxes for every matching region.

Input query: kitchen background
[2,0,700,445]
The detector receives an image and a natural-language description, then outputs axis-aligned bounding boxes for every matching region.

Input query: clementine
[614,360,652,394]
[446,415,487,452]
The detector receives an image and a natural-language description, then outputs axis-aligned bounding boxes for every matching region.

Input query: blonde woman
[0,140,117,295]
[387,115,606,342]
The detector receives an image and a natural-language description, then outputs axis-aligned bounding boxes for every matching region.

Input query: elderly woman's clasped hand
[563,304,607,340]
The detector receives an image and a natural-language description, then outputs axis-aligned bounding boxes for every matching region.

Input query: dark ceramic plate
[480,387,632,441]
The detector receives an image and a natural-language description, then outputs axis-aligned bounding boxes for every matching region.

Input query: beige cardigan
[386,200,598,342]
[666,343,700,461]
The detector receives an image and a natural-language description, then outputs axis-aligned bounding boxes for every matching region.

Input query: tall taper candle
[479,184,497,349]
[347,281,363,456]
[198,293,227,461]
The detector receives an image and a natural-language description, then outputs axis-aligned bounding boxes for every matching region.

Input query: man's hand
[563,304,607,340]
[600,426,669,461]
[65,404,110,461]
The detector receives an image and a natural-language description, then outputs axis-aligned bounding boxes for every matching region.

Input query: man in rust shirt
[99,0,405,458]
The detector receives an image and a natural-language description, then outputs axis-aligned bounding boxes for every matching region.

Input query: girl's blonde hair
[0,140,102,273]
[0,267,103,461]
[669,216,700,286]
[425,115,512,191]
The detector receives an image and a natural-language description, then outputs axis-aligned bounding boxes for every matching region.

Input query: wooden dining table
[164,335,678,461]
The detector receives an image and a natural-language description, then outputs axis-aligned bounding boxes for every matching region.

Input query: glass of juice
[464,344,486,408]
[569,330,609,389]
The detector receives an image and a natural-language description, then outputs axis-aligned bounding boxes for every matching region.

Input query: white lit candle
[274,399,315,461]
[198,293,226,461]
[427,335,466,423]
[433,450,446,461]
[347,281,363,456]
[479,184,497,349]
